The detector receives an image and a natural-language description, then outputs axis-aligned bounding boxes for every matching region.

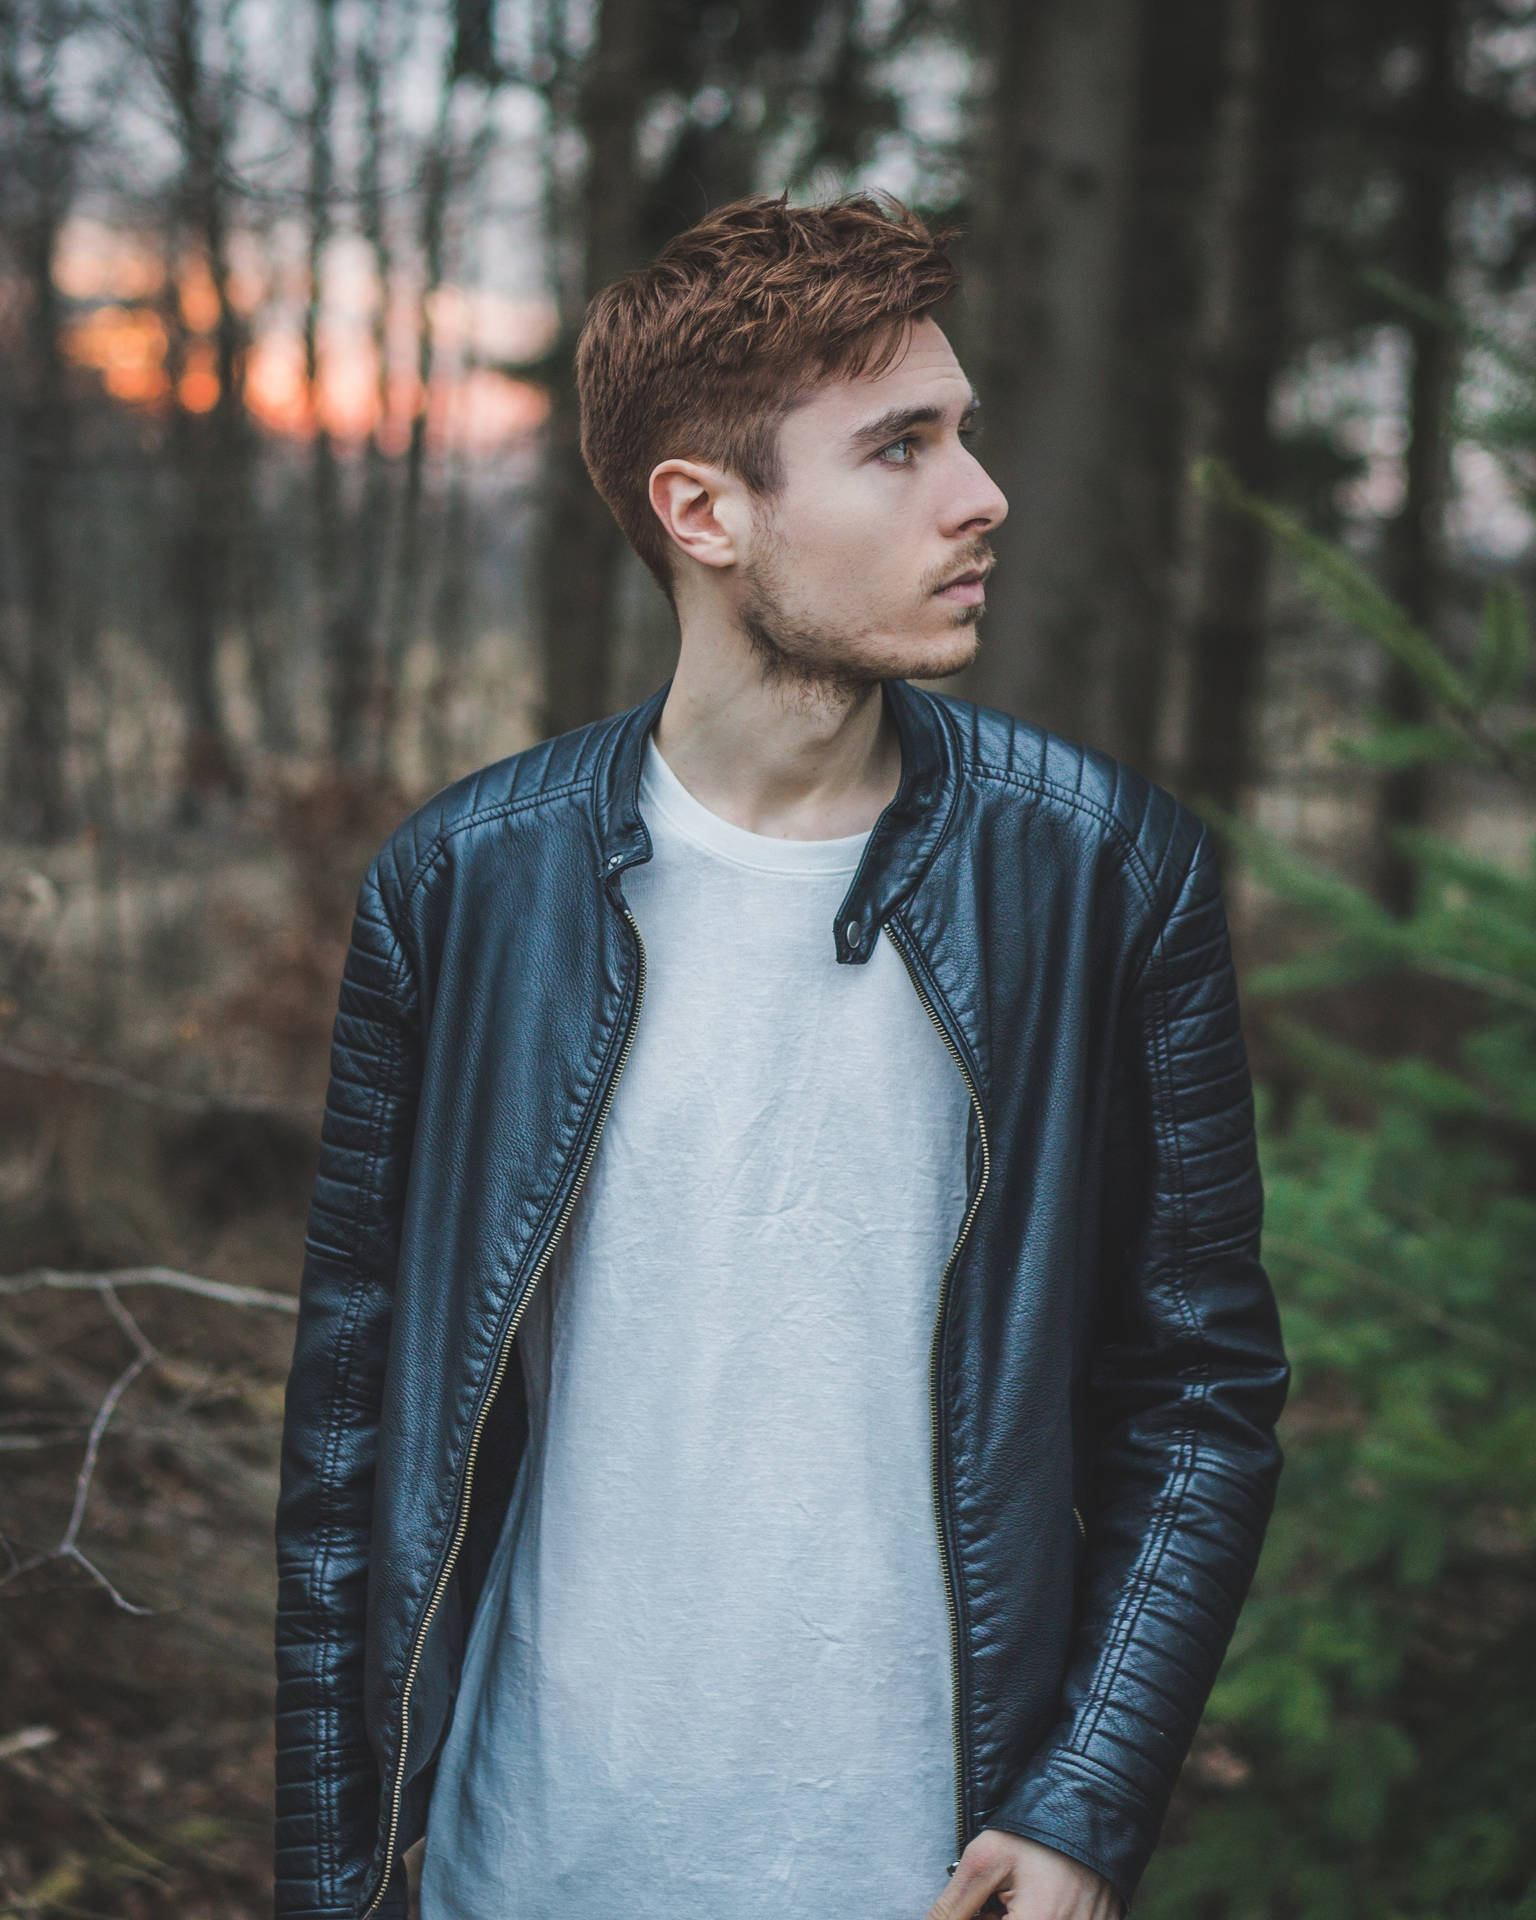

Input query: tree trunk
[1100,0,1227,781]
[376,72,455,776]
[166,0,249,821]
[335,1,397,772]
[424,467,471,788]
[7,99,72,840]
[535,0,652,743]
[1177,0,1307,830]
[1373,0,1459,919]
[952,0,1146,748]
[0,0,78,842]
[304,0,348,767]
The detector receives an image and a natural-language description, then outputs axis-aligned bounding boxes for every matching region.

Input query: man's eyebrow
[845,388,981,452]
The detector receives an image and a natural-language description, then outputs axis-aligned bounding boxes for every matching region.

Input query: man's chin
[889,619,982,683]
[735,597,981,696]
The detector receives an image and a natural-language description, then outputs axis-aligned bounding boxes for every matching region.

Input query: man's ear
[649,458,747,575]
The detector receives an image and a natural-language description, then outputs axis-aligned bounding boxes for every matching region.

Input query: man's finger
[924,1851,1009,1920]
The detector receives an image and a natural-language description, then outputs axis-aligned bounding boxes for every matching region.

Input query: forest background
[2,0,1535,1915]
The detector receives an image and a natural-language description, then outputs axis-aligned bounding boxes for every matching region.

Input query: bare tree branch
[0,1264,298,1314]
[0,1039,317,1121]
[3,1285,158,1611]
[0,1262,293,1611]
[0,1304,284,1514]
[0,1726,57,1762]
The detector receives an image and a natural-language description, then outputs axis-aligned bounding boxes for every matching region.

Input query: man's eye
[877,424,980,466]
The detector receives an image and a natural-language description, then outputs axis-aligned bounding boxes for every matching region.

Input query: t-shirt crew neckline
[639,730,871,876]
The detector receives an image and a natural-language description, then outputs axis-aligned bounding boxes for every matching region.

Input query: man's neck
[651,648,903,841]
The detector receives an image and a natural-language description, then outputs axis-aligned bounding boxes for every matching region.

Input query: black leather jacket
[274,673,1290,1919]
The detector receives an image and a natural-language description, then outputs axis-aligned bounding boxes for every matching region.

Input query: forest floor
[0,773,396,1919]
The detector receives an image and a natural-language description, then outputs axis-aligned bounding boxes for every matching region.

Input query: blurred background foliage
[1,0,1534,1914]
[1138,326,1536,1920]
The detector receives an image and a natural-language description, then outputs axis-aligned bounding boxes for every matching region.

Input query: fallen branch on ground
[0,1266,294,1613]
[0,1265,297,1314]
[0,1040,316,1121]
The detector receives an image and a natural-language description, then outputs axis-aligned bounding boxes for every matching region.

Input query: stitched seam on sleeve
[358,1014,405,1271]
[394,776,591,912]
[1122,827,1208,998]
[969,761,1168,919]
[312,1264,372,1901]
[311,928,408,1900]
[1016,1743,1166,1814]
[1068,855,1212,1759]
[383,911,415,1013]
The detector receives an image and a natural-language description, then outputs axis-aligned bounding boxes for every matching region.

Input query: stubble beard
[736,532,982,710]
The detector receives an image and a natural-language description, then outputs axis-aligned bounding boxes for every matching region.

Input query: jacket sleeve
[274,855,421,1920]
[987,826,1291,1914]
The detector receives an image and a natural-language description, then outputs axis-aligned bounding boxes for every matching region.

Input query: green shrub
[1136,426,1536,1918]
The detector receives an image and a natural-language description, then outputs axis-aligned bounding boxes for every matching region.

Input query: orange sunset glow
[55,216,555,452]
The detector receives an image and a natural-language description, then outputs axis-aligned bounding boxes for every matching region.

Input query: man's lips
[935,568,990,599]
[935,564,992,592]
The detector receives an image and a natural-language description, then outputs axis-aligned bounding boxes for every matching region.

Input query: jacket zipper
[361,898,647,1917]
[883,916,990,1863]
[887,918,1089,1866]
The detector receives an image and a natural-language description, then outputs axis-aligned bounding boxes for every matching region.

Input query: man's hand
[924,1828,1124,1920]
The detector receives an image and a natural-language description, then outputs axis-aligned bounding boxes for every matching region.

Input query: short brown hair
[575,189,963,604]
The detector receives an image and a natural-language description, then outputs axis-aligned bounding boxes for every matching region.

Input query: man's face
[730,316,1008,697]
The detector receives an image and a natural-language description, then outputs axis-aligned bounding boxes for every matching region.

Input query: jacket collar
[593,674,961,965]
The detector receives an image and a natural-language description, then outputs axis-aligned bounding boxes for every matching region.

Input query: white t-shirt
[420,729,974,1919]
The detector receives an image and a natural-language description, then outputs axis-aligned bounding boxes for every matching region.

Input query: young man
[275,191,1290,1920]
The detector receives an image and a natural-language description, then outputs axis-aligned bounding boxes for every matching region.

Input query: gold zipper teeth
[362,898,647,1916]
[884,918,990,1862]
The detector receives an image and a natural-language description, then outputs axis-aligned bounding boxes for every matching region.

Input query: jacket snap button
[845,920,861,947]
[607,853,622,868]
